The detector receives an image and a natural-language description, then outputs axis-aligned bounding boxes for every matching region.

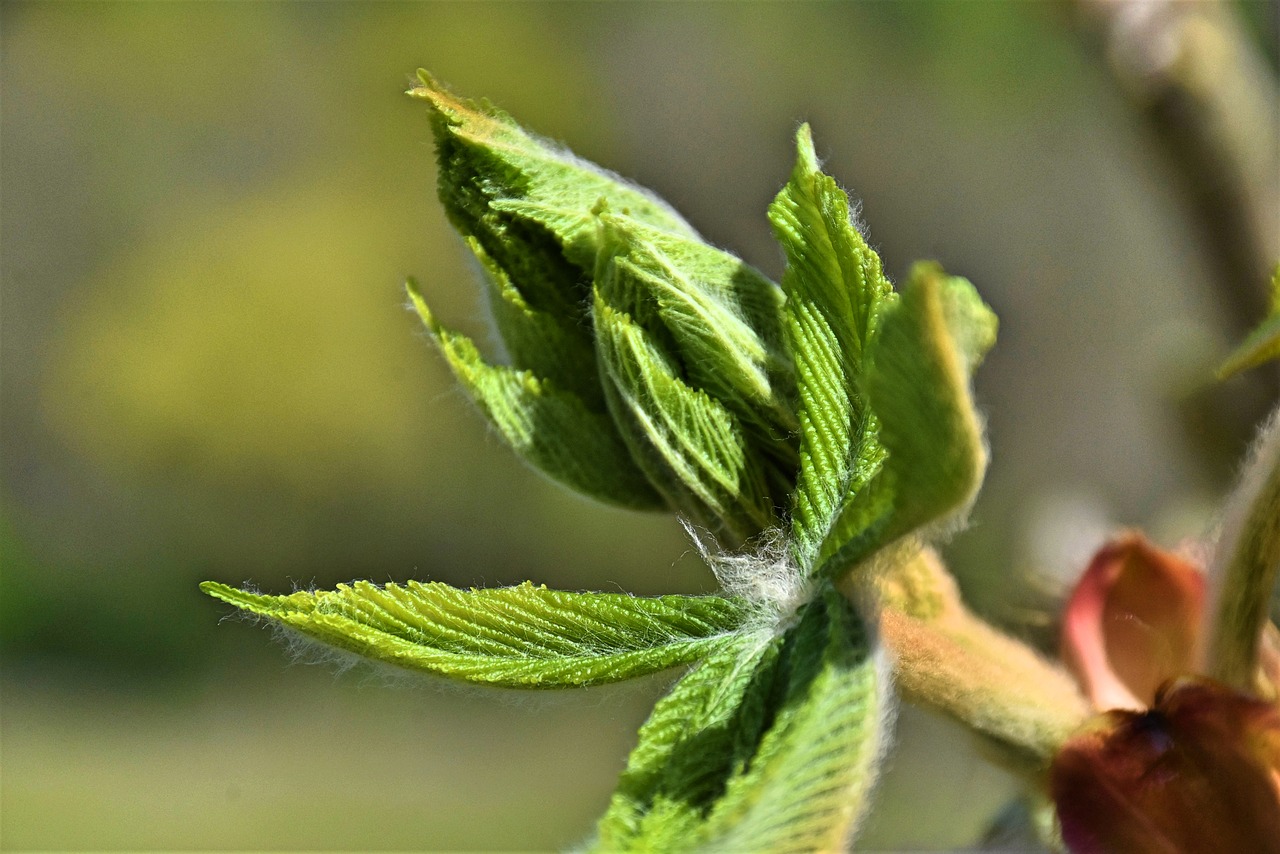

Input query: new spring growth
[208,72,1011,852]
[407,71,797,543]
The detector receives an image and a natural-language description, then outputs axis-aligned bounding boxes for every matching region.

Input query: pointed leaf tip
[793,123,818,169]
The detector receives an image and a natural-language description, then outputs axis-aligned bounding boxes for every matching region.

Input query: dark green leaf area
[695,587,885,851]
[592,294,779,542]
[200,580,749,689]
[594,630,787,849]
[595,585,885,851]
[411,73,700,399]
[407,280,661,510]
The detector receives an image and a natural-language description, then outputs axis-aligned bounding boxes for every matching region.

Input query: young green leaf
[768,124,894,572]
[593,630,786,849]
[407,279,660,509]
[200,579,750,689]
[593,292,778,541]
[594,584,889,852]
[1218,263,1280,379]
[409,72,700,399]
[594,210,796,459]
[464,236,604,407]
[695,586,889,852]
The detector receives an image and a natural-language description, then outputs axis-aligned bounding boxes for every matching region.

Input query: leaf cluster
[204,73,1001,850]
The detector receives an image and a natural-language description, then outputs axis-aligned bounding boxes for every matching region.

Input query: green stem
[1208,407,1280,689]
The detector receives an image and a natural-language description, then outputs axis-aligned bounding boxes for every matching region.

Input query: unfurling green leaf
[594,211,795,452]
[593,294,777,541]
[591,210,797,537]
[594,584,888,852]
[594,631,786,849]
[409,71,698,400]
[768,125,894,573]
[200,579,750,688]
[1218,263,1280,380]
[406,278,660,509]
[858,261,995,549]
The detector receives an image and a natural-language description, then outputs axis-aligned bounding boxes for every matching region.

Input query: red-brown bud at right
[1050,677,1280,854]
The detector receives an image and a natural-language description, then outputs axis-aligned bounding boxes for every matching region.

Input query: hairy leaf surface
[593,292,777,541]
[407,279,660,509]
[201,580,749,688]
[595,212,794,448]
[594,630,786,849]
[815,262,995,574]
[410,72,699,397]
[594,585,888,852]
[863,261,995,544]
[768,125,894,572]
[696,587,889,852]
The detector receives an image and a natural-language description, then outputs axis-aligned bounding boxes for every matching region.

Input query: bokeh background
[3,1,1277,850]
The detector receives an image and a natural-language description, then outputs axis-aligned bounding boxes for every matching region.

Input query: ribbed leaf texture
[768,125,894,573]
[593,292,777,541]
[201,580,749,688]
[409,71,700,403]
[407,279,661,510]
[593,585,888,852]
[594,211,794,448]
[696,586,888,852]
[594,631,786,849]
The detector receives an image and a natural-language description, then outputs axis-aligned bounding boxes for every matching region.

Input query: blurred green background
[3,2,1277,850]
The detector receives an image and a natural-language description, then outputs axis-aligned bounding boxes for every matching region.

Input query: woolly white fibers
[680,519,814,633]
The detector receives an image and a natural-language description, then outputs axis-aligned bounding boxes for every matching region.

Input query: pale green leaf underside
[768,124,893,573]
[864,261,996,545]
[594,585,887,852]
[201,580,749,689]
[696,587,887,852]
[407,279,660,510]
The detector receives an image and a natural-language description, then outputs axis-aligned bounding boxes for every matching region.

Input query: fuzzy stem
[1208,407,1280,689]
[844,549,1090,771]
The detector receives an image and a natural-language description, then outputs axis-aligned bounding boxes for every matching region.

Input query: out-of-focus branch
[1073,0,1279,337]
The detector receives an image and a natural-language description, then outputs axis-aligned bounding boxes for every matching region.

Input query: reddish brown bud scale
[1051,678,1280,854]
[1060,533,1205,711]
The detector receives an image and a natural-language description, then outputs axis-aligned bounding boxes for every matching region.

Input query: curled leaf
[593,290,777,541]
[594,210,794,453]
[848,262,996,557]
[407,279,660,509]
[409,72,699,433]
